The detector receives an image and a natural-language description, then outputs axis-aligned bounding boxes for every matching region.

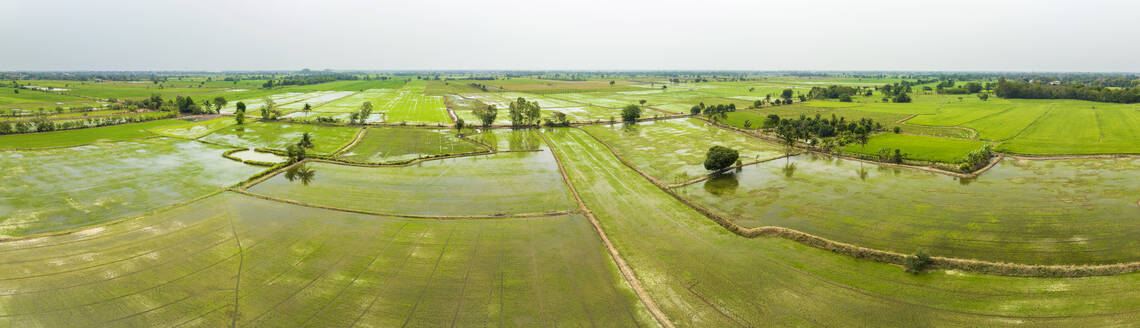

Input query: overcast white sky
[1,0,1136,71]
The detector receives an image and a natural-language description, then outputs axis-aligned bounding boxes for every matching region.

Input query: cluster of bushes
[995,78,1140,103]
[468,83,490,92]
[877,82,912,103]
[689,103,736,117]
[807,85,861,100]
[766,113,881,139]
[936,80,986,94]
[959,144,994,172]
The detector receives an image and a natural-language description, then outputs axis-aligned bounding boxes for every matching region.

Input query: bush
[904,250,932,273]
[703,146,739,171]
[893,126,901,134]
[621,104,642,122]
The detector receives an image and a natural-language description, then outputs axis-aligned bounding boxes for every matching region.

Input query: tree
[303,103,312,112]
[297,132,314,149]
[356,101,374,124]
[839,94,853,102]
[285,144,306,163]
[609,80,615,87]
[474,104,498,128]
[780,88,794,102]
[621,104,642,122]
[234,101,247,125]
[775,124,797,161]
[977,93,990,101]
[893,92,912,103]
[903,250,932,273]
[508,97,540,127]
[854,126,869,154]
[455,118,465,132]
[260,97,280,120]
[213,96,227,112]
[703,146,739,171]
[743,120,752,129]
[690,105,701,115]
[284,164,316,185]
[893,126,901,134]
[639,99,647,106]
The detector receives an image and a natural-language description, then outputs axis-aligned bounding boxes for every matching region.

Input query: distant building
[1049,81,1061,85]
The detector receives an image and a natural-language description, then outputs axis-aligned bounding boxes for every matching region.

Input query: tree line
[995,78,1140,103]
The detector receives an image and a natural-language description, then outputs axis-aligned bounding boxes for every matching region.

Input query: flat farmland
[841,133,989,163]
[998,100,1140,154]
[0,192,651,327]
[378,82,450,124]
[337,127,485,163]
[148,117,236,139]
[199,121,360,154]
[545,127,1140,326]
[675,154,1140,265]
[0,138,261,237]
[468,128,544,151]
[0,119,183,149]
[247,151,575,217]
[582,118,784,183]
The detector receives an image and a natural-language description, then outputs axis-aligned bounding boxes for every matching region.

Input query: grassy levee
[0,138,263,237]
[0,119,183,150]
[544,127,1140,326]
[0,192,654,327]
[245,151,576,217]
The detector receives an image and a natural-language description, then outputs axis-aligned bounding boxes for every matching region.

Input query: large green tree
[703,146,740,171]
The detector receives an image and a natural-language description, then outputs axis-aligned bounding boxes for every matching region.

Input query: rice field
[246,151,575,217]
[199,121,360,154]
[0,138,262,237]
[0,120,183,149]
[337,127,485,163]
[841,133,989,163]
[675,153,1140,265]
[545,127,1140,327]
[148,117,236,139]
[0,192,651,327]
[582,118,784,183]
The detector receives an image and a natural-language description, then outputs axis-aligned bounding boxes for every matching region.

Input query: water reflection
[703,172,739,196]
[284,164,317,186]
[781,161,797,178]
[856,165,869,181]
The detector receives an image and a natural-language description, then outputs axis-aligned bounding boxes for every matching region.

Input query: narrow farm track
[539,130,675,328]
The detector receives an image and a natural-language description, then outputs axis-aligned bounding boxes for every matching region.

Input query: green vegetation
[338,128,484,163]
[247,152,575,217]
[546,128,1140,326]
[0,119,182,149]
[0,193,650,326]
[841,133,989,163]
[199,121,359,154]
[148,117,236,139]
[0,138,261,236]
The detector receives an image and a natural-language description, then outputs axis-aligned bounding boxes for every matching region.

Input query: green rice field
[199,121,360,154]
[0,120,183,149]
[337,127,485,163]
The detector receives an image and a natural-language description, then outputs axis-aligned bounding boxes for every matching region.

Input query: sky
[1,0,1137,72]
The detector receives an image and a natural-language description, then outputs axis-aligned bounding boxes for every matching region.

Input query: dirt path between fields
[537,130,674,328]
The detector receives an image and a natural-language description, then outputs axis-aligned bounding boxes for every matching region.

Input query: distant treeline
[263,73,361,88]
[995,78,1140,104]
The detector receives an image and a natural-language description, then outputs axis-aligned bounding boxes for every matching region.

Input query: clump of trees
[349,101,373,125]
[508,97,541,127]
[260,97,281,120]
[544,111,570,127]
[704,146,740,171]
[959,145,994,172]
[807,85,860,100]
[878,82,913,103]
[473,104,498,128]
[621,104,642,122]
[995,78,1140,103]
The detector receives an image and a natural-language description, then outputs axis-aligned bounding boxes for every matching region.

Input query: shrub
[621,104,642,122]
[893,126,901,134]
[904,250,932,273]
[703,146,739,171]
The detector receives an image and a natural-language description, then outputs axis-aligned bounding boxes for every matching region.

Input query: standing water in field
[677,154,1140,265]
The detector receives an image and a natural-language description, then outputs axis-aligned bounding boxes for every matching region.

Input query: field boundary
[329,126,368,157]
[0,135,163,151]
[538,130,674,328]
[665,154,799,188]
[574,126,1140,278]
[230,189,576,220]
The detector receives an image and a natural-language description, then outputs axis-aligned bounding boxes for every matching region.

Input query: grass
[675,153,1140,265]
[380,82,451,124]
[0,192,652,326]
[0,119,183,149]
[199,121,359,154]
[545,127,1140,326]
[0,138,262,237]
[582,118,784,183]
[841,133,989,163]
[997,100,1140,154]
[337,128,484,163]
[247,152,575,217]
